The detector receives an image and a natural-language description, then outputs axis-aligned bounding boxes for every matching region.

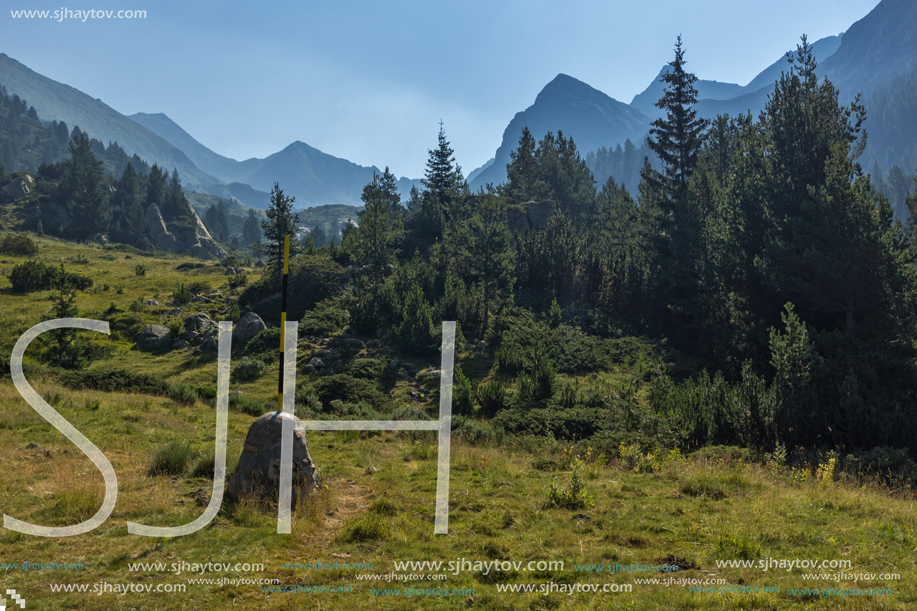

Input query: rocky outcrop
[1,175,34,202]
[136,324,172,351]
[144,204,227,260]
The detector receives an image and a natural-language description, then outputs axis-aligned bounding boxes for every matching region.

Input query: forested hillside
[238,38,917,454]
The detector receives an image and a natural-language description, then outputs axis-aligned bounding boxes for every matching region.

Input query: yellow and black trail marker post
[277,234,290,412]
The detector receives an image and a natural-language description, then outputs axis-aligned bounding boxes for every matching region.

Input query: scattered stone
[228,412,320,504]
[167,308,184,317]
[366,466,380,474]
[368,339,381,348]
[166,300,184,307]
[342,338,365,350]
[192,295,212,303]
[234,312,267,343]
[572,513,591,522]
[200,336,217,352]
[136,324,173,351]
[184,312,212,332]
[172,339,187,350]
[309,357,325,369]
[143,299,161,307]
[25,442,39,449]
[303,365,316,373]
[224,267,237,275]
[477,341,486,349]
[254,260,265,268]
[658,555,698,571]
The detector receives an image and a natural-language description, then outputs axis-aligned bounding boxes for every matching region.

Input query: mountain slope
[130,111,422,208]
[630,70,743,118]
[631,34,844,122]
[130,112,242,181]
[470,74,651,190]
[821,0,917,101]
[0,53,221,190]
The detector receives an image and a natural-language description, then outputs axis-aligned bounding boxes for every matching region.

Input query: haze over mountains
[1,0,914,208]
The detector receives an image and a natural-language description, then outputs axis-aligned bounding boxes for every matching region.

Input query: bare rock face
[144,204,227,260]
[1,175,34,202]
[228,412,320,504]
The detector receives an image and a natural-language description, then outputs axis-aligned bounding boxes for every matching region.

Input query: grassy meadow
[0,235,914,610]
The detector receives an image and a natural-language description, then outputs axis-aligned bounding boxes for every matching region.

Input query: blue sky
[2,0,880,178]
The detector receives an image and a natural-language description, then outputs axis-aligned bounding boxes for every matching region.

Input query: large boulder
[235,312,267,343]
[228,412,319,504]
[136,324,172,351]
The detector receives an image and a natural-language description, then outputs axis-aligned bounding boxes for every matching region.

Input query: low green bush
[0,234,39,256]
[148,441,199,476]
[233,357,266,381]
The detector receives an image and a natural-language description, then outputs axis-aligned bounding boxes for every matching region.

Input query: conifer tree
[63,133,110,241]
[506,126,539,203]
[259,183,300,273]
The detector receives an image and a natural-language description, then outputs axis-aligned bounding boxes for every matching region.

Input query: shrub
[166,317,184,339]
[233,357,266,381]
[240,327,281,364]
[167,383,198,406]
[308,374,387,411]
[189,454,215,479]
[188,281,211,295]
[56,369,171,395]
[452,367,477,416]
[175,262,205,271]
[0,234,39,256]
[454,419,500,445]
[9,260,57,293]
[546,459,592,509]
[228,393,267,416]
[172,283,192,304]
[346,358,386,381]
[195,385,217,402]
[476,379,507,418]
[299,295,350,336]
[228,274,248,290]
[134,264,147,276]
[148,441,199,476]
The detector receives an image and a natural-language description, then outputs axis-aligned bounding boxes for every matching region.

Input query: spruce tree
[242,209,262,246]
[647,36,708,205]
[506,126,539,203]
[643,36,709,327]
[63,133,111,241]
[259,183,300,273]
[352,173,404,283]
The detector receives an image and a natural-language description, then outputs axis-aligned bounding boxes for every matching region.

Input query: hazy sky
[3,0,880,178]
